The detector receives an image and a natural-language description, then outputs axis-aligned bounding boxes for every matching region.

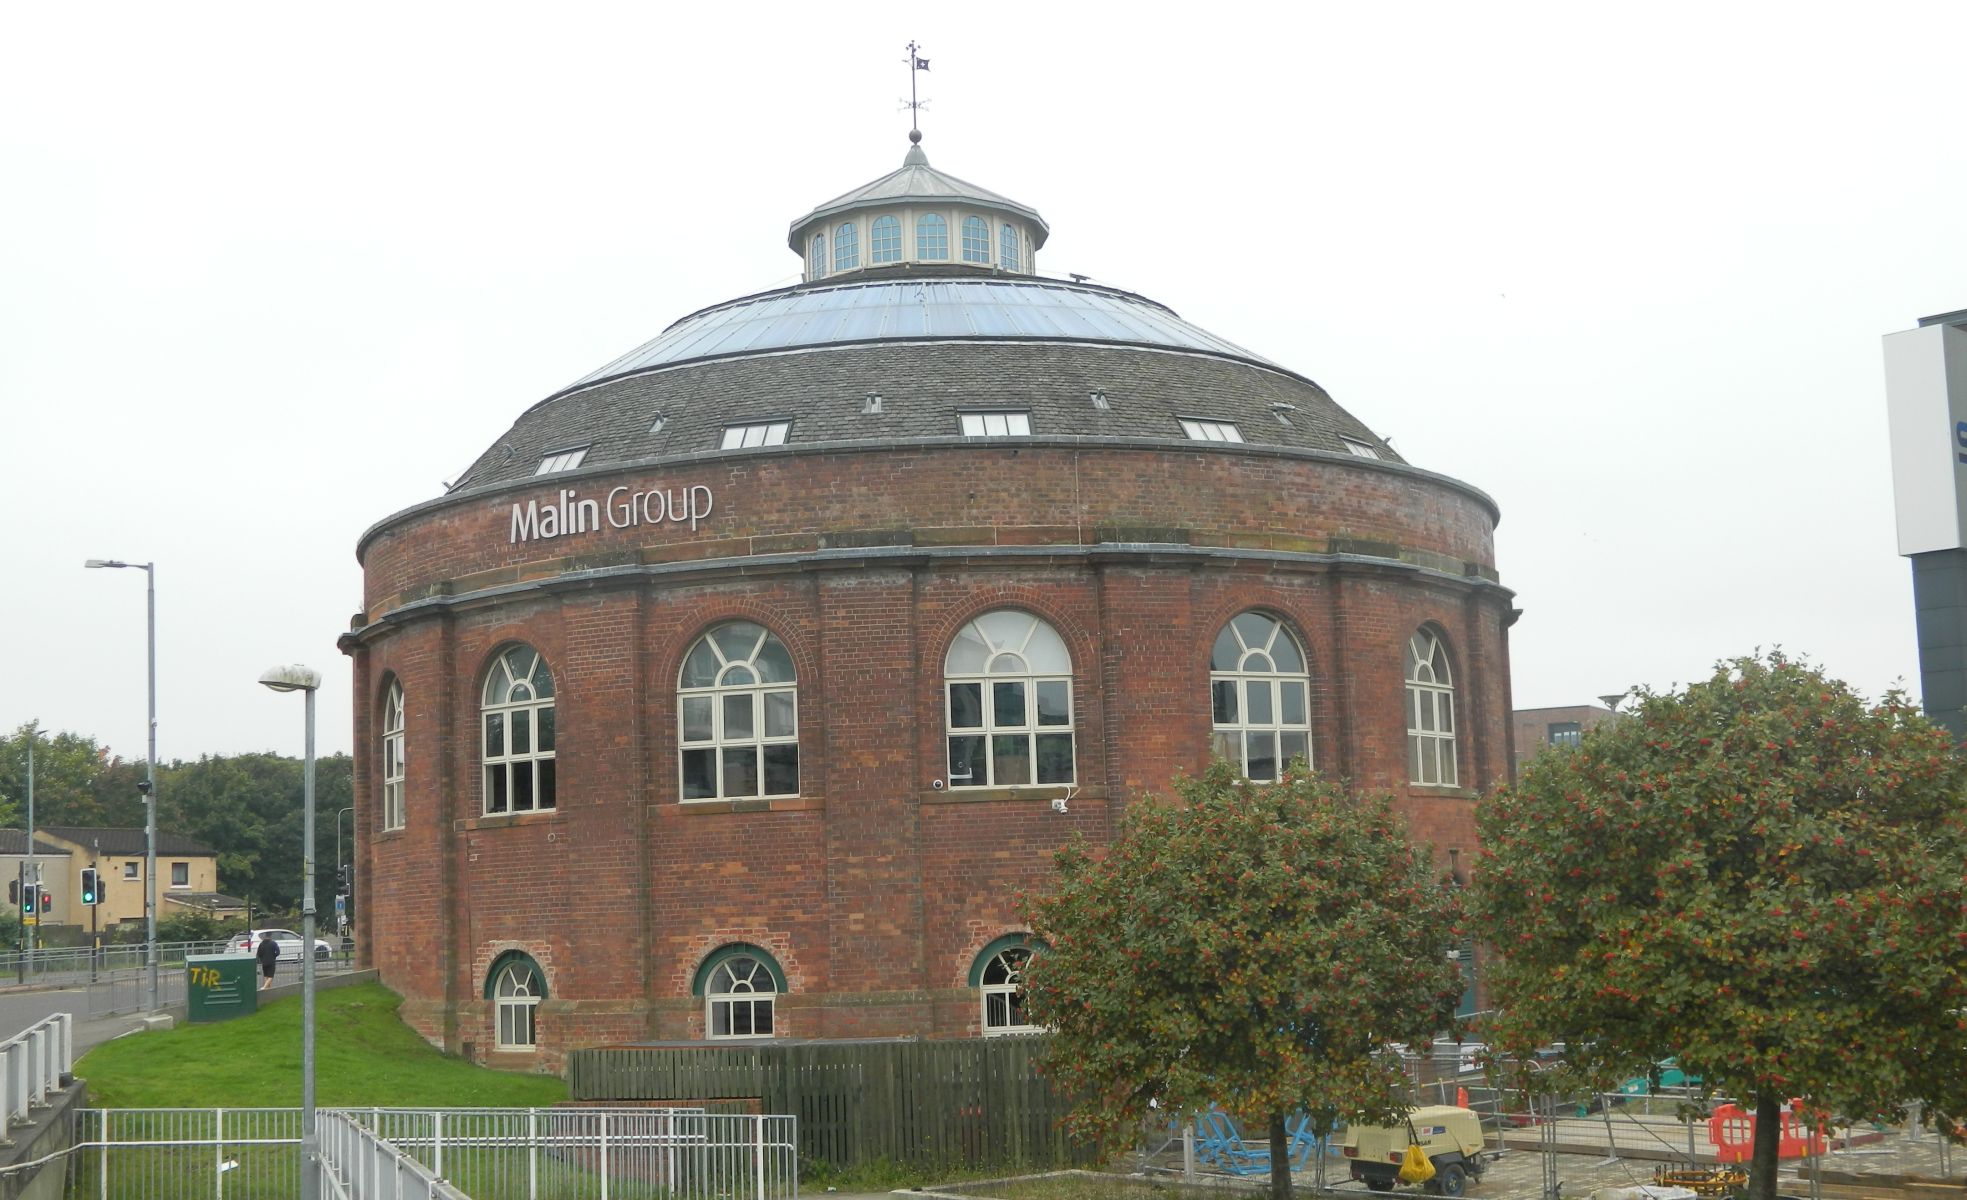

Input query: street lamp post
[85,558,159,1014]
[261,664,322,1200]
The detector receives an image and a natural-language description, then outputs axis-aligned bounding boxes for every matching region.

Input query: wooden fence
[568,1036,1092,1173]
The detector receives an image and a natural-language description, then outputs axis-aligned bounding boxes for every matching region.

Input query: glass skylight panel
[535,447,589,474]
[1180,419,1243,443]
[721,421,791,449]
[1340,436,1382,459]
[960,411,1032,437]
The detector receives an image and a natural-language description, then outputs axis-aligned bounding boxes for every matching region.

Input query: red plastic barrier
[1707,1102,1828,1162]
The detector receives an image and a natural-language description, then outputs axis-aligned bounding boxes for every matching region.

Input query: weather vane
[903,41,930,142]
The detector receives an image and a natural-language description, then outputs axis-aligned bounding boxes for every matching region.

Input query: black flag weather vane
[904,41,930,138]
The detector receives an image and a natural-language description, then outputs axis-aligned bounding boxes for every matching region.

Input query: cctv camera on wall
[931,778,945,791]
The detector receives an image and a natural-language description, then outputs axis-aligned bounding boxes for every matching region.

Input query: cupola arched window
[1210,612,1311,780]
[808,233,826,279]
[834,222,859,272]
[999,224,1021,272]
[945,611,1074,788]
[961,216,990,264]
[1406,628,1458,786]
[871,215,902,264]
[482,645,556,815]
[696,945,784,1039]
[916,213,949,260]
[381,678,406,831]
[486,952,545,1050]
[679,622,799,800]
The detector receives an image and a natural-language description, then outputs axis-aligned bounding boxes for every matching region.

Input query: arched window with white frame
[970,935,1040,1035]
[487,952,544,1050]
[834,222,859,271]
[1210,612,1312,781]
[961,216,990,263]
[1406,627,1458,786]
[808,232,826,279]
[871,215,902,264]
[381,678,406,831]
[697,945,783,1039]
[999,224,1021,272]
[482,645,556,815]
[916,212,949,260]
[678,622,799,800]
[945,611,1074,788]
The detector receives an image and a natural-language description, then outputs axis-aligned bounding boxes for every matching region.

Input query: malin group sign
[509,483,716,544]
[186,954,258,1022]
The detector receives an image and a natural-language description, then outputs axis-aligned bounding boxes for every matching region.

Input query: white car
[233,928,335,963]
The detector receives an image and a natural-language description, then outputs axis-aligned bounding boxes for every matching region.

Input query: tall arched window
[679,622,799,800]
[381,678,406,831]
[697,945,783,1039]
[487,952,545,1050]
[970,935,1039,1035]
[1210,612,1312,780]
[916,212,949,260]
[1406,628,1457,786]
[961,216,990,263]
[808,233,826,279]
[482,645,556,814]
[999,224,1021,272]
[945,611,1074,788]
[834,222,859,271]
[870,215,902,264]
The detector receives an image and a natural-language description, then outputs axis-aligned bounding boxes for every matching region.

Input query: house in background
[1511,703,1623,774]
[32,827,235,929]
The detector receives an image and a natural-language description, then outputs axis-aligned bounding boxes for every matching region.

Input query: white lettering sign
[509,484,715,545]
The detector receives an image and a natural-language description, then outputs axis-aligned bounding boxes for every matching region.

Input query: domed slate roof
[441,143,1409,497]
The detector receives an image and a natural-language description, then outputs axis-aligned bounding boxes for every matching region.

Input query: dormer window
[871,216,902,265]
[834,223,859,272]
[1179,418,1243,444]
[535,447,589,474]
[917,213,949,261]
[721,421,791,450]
[808,233,826,279]
[962,217,990,264]
[1340,436,1381,459]
[1000,225,1021,272]
[960,411,1031,437]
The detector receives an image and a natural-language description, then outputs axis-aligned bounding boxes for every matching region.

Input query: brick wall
[348,448,1512,1066]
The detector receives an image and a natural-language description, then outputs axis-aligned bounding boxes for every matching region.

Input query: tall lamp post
[84,558,159,1014]
[261,664,322,1200]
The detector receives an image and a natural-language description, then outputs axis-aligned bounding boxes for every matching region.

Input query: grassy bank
[77,982,568,1108]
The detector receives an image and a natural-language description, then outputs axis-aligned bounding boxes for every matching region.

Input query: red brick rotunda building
[342,132,1516,1070]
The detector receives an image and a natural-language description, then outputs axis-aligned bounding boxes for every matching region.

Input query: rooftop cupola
[788,131,1050,283]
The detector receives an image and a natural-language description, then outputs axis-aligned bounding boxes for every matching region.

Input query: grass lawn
[76,982,568,1109]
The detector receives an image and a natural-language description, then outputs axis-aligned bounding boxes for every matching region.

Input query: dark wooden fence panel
[567,1037,1089,1172]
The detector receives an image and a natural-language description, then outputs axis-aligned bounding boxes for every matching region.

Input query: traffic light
[80,868,99,906]
[336,864,350,892]
[22,886,36,915]
[38,890,50,915]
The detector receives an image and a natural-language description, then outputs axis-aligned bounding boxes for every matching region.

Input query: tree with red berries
[1474,653,1967,1200]
[1022,762,1466,1200]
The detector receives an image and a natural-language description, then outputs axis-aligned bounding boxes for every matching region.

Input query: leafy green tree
[159,752,352,915]
[1022,761,1467,1200]
[1474,653,1967,1200]
[156,909,226,944]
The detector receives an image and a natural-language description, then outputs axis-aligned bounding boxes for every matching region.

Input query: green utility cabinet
[186,953,258,1022]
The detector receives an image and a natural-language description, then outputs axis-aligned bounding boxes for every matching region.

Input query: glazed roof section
[452,338,1400,491]
[567,276,1276,391]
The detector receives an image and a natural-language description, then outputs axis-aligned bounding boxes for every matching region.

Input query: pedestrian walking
[256,934,280,991]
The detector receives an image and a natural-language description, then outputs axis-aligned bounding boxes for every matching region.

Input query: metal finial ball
[909,129,922,144]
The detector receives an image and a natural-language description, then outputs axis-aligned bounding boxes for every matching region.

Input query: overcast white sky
[4,3,1963,762]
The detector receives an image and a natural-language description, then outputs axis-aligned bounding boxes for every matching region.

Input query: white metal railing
[0,1012,73,1132]
[64,1107,799,1200]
